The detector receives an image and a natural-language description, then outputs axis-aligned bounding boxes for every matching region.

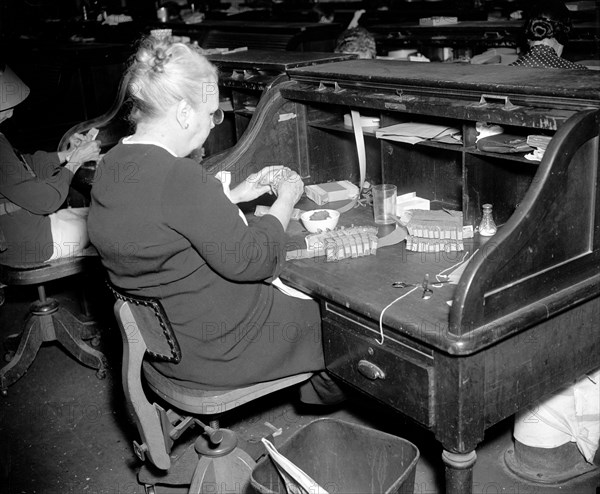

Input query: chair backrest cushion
[108,283,182,363]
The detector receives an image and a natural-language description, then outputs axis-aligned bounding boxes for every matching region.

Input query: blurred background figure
[314,2,335,23]
[509,0,588,69]
[334,9,376,59]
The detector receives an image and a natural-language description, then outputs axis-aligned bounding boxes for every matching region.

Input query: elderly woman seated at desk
[87,35,346,405]
[0,64,101,266]
[510,0,588,70]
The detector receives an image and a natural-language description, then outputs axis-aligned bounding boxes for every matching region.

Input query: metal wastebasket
[251,418,419,494]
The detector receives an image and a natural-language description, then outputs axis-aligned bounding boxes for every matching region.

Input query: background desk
[370,19,600,62]
[146,20,343,52]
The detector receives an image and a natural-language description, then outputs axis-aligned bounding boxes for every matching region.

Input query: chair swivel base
[138,430,256,494]
[0,296,108,394]
[189,447,255,494]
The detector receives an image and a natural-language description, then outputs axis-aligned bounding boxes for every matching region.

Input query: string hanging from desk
[376,286,420,345]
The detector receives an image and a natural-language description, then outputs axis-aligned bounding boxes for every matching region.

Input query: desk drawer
[322,302,434,427]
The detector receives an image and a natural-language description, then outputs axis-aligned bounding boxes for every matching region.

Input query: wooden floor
[0,277,598,493]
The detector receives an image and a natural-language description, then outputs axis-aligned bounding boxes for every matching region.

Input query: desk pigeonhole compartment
[322,301,435,427]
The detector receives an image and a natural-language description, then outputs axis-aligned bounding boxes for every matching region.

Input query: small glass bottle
[479,203,497,236]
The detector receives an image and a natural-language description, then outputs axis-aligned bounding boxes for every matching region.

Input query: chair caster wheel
[4,351,14,363]
[90,337,101,347]
[96,368,107,380]
[144,485,156,494]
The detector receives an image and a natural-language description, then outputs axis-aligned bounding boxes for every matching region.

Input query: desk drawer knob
[357,360,386,380]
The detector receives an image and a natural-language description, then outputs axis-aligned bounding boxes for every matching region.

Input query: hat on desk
[0,64,30,111]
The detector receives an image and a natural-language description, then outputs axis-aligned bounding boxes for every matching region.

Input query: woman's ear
[176,99,192,130]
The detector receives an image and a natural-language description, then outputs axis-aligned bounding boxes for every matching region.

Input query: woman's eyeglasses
[212,108,224,126]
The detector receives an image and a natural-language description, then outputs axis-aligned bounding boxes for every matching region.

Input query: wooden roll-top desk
[203,61,600,493]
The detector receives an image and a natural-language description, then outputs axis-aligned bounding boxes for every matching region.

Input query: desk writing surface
[279,203,474,353]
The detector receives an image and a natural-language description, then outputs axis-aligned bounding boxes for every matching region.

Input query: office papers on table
[375,123,461,145]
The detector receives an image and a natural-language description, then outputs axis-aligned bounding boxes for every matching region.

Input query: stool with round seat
[0,257,108,395]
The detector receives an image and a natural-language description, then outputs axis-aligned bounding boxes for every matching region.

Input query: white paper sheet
[376,122,461,145]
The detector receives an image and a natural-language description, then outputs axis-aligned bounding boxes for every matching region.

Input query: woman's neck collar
[128,121,184,157]
[530,38,564,56]
[122,136,180,157]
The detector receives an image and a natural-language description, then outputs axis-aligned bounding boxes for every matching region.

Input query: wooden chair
[109,285,313,494]
[0,257,108,395]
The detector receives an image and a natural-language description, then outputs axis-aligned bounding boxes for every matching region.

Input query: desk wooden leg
[442,450,477,494]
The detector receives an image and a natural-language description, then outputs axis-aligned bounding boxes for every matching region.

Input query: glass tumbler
[372,184,397,225]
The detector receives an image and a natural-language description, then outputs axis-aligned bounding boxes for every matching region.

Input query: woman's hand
[230,165,285,204]
[59,128,101,166]
[64,140,101,174]
[275,169,304,205]
[267,169,305,231]
[68,132,87,149]
[58,134,84,164]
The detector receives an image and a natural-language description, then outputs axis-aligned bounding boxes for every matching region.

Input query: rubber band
[376,286,419,345]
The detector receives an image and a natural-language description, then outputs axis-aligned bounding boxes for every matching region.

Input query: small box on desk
[396,192,430,216]
[305,181,359,206]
